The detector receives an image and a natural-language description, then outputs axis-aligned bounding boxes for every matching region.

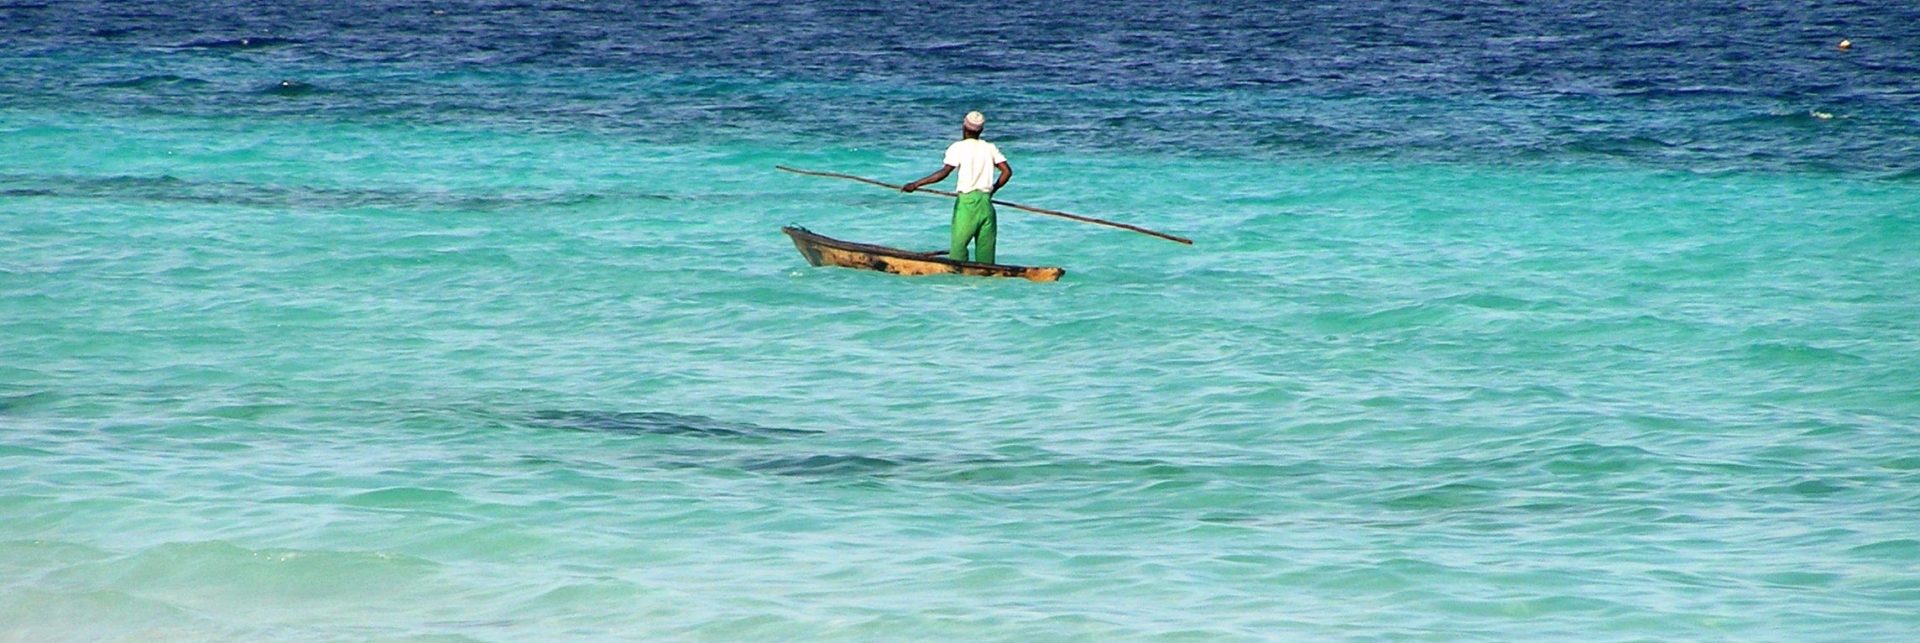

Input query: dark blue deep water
[6,0,1919,172]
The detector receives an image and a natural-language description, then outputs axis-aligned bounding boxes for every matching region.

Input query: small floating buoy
[280,79,294,87]
[1838,39,1851,51]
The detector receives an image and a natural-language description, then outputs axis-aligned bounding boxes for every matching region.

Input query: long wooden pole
[776,165,1193,245]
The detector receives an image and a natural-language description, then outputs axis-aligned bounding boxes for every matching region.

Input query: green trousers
[950,190,998,263]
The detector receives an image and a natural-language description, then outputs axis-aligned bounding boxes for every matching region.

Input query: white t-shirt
[942,138,1007,194]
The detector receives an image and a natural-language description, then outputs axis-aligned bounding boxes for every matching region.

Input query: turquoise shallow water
[7,1,1920,640]
[7,107,1920,640]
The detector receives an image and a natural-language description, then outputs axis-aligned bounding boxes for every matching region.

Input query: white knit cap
[963,111,986,130]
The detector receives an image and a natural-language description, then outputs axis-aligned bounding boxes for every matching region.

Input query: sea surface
[5,1,1920,640]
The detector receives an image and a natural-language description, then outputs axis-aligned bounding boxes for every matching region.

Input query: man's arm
[902,165,954,192]
[990,161,1012,194]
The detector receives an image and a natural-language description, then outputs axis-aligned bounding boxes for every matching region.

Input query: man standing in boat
[902,111,1012,264]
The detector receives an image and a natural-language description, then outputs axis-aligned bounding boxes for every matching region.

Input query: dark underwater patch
[93,75,209,89]
[528,410,819,439]
[266,80,320,97]
[175,37,300,50]
[0,172,659,212]
[739,454,913,476]
[0,391,59,414]
[1878,166,1920,182]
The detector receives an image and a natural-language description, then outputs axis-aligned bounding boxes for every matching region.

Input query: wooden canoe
[781,226,1064,282]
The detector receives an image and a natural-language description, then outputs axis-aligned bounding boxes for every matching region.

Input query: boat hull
[782,227,1064,282]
